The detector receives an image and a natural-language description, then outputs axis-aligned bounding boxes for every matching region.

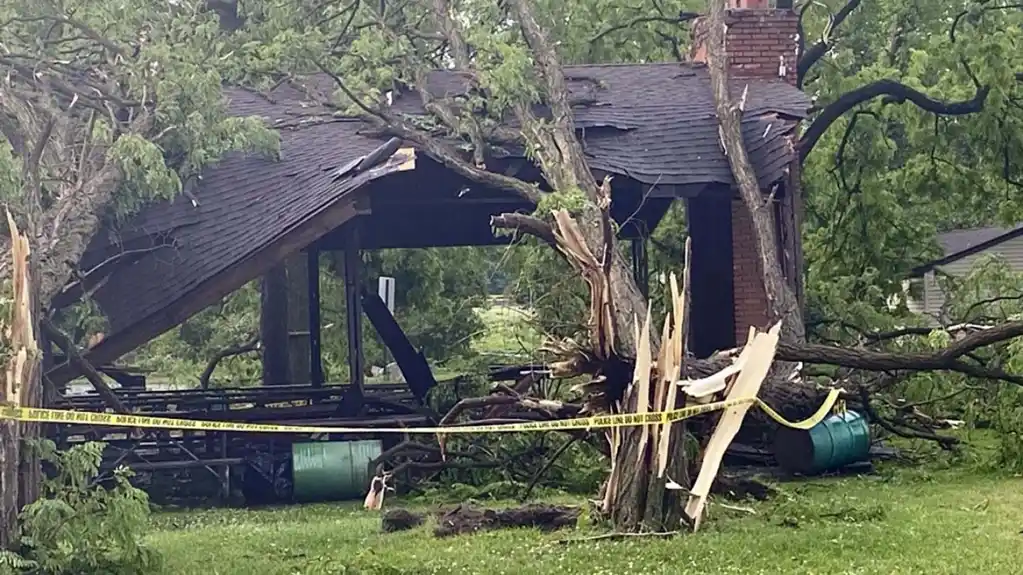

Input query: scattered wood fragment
[433,503,581,538]
[381,508,426,533]
[363,472,393,511]
[684,323,781,531]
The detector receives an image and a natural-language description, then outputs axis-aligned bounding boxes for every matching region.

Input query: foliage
[127,246,495,387]
[0,0,279,219]
[0,441,159,575]
[799,0,1023,317]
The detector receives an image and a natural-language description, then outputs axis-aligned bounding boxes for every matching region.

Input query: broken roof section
[52,62,810,382]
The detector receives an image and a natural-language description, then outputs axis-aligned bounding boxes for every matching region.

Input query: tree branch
[312,60,543,204]
[589,12,699,53]
[705,0,804,343]
[198,334,260,389]
[777,320,1023,385]
[491,212,558,246]
[796,0,863,89]
[799,80,990,162]
[41,317,128,413]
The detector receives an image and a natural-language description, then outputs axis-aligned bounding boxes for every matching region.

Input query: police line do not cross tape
[0,388,843,435]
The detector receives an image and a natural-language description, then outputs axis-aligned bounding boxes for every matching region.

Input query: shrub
[0,441,161,575]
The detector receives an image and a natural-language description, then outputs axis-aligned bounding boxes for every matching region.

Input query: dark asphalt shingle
[81,62,810,346]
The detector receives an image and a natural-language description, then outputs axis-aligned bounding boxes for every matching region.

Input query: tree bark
[0,422,17,549]
[704,0,805,344]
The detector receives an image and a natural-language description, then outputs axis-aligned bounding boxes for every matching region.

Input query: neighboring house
[905,224,1023,319]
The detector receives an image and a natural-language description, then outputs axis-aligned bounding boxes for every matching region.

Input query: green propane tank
[291,440,382,502]
[772,410,870,475]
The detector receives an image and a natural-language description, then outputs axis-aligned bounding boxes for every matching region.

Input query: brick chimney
[690,1,802,345]
[691,1,799,83]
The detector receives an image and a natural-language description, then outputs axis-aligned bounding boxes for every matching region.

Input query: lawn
[148,467,1023,575]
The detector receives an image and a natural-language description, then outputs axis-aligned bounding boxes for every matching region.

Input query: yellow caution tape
[0,389,843,435]
[755,388,845,431]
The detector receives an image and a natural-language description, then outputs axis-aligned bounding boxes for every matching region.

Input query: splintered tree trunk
[1,212,40,549]
[608,424,691,531]
[606,263,693,532]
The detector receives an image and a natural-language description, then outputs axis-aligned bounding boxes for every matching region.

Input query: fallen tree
[315,0,1023,532]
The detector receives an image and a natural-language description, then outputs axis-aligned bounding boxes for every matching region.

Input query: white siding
[906,234,1023,319]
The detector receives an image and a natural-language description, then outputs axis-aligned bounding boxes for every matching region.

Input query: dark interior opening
[686,193,736,357]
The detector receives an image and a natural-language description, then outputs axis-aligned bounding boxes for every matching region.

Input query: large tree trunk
[704,0,805,344]
[0,418,18,549]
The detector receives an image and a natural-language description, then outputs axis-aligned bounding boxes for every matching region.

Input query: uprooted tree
[247,0,1023,530]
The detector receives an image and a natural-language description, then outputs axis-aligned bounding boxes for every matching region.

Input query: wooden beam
[46,194,363,387]
[260,265,289,385]
[343,222,365,409]
[360,288,436,402]
[121,458,245,471]
[308,248,324,386]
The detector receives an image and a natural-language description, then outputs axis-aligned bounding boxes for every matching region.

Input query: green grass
[148,468,1023,575]
[470,302,543,359]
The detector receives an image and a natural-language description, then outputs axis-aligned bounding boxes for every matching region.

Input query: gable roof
[912,224,1023,276]
[53,62,811,381]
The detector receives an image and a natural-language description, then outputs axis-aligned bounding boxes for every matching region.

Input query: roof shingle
[79,62,810,354]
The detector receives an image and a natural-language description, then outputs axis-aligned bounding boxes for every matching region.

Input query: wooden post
[308,248,324,386]
[360,288,436,402]
[343,223,365,406]
[285,255,311,385]
[219,432,230,501]
[260,266,289,385]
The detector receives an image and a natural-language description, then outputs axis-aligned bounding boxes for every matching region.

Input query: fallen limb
[775,321,1023,385]
[41,317,127,413]
[520,436,578,502]
[434,503,581,537]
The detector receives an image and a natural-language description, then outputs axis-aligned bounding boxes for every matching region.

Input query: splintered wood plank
[393,147,417,171]
[633,304,653,465]
[649,314,673,464]
[656,271,685,478]
[684,322,781,531]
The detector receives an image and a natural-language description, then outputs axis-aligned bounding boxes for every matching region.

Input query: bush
[0,441,161,575]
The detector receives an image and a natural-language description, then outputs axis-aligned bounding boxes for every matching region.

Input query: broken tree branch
[312,60,544,204]
[775,320,1023,385]
[40,317,127,413]
[705,0,804,343]
[797,0,863,88]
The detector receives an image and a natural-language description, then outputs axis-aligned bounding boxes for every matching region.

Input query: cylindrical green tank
[772,411,871,475]
[291,440,382,502]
